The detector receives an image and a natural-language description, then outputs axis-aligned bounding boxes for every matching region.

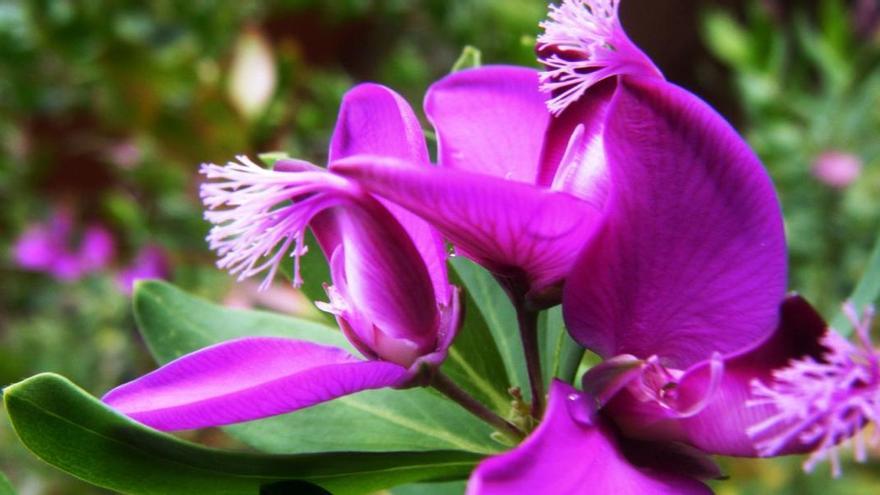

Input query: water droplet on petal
[566,390,595,427]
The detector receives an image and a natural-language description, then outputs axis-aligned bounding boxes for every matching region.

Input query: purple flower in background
[811,151,862,189]
[103,84,460,431]
[13,207,115,281]
[117,245,170,295]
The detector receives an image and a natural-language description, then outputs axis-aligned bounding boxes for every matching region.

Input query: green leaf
[134,281,502,455]
[451,46,482,72]
[539,306,583,386]
[271,229,335,325]
[292,230,334,309]
[443,267,512,413]
[449,258,529,400]
[831,229,880,336]
[0,472,15,495]
[133,280,339,359]
[3,373,481,495]
[391,480,466,495]
[701,10,751,69]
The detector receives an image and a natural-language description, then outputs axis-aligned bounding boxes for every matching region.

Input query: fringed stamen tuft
[537,0,660,115]
[747,303,880,477]
[200,156,350,290]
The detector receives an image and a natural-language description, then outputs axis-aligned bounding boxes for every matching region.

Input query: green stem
[432,372,524,441]
[515,305,545,418]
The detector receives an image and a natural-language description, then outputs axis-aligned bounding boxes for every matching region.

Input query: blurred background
[1,0,878,493]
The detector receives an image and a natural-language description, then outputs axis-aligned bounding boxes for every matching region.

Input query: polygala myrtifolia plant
[4,1,880,494]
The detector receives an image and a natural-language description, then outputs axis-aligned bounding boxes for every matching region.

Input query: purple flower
[464,0,847,491]
[117,245,171,295]
[103,84,460,430]
[811,151,862,189]
[468,298,829,494]
[468,381,720,494]
[13,207,115,281]
[330,68,612,305]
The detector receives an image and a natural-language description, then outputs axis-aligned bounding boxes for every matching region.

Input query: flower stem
[515,305,545,418]
[432,372,524,441]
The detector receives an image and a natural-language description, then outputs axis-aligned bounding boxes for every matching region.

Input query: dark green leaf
[443,267,512,413]
[449,258,529,400]
[277,230,335,325]
[3,373,481,495]
[831,229,880,336]
[134,281,502,455]
[293,230,334,310]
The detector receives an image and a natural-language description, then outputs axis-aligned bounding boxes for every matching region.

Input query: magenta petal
[467,381,711,495]
[103,337,409,430]
[605,296,827,456]
[333,201,442,359]
[332,156,602,291]
[425,66,550,183]
[330,83,429,164]
[536,80,615,199]
[329,83,448,302]
[563,77,787,367]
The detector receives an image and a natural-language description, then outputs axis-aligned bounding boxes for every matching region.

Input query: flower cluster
[102,0,878,493]
[13,206,169,293]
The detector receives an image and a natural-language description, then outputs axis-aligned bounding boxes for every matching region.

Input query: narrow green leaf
[449,258,529,400]
[134,281,501,455]
[3,373,481,495]
[831,229,880,336]
[539,306,583,386]
[443,267,512,413]
[451,46,482,73]
[0,472,15,495]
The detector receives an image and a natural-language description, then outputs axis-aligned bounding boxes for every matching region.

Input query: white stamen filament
[200,156,350,290]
